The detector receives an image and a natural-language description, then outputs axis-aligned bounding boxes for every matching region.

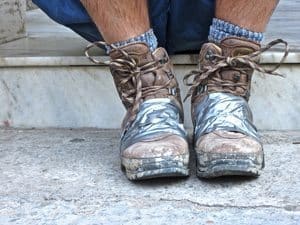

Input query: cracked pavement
[0,129,299,225]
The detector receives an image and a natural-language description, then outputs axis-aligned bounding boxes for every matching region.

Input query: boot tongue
[109,42,158,87]
[109,42,154,66]
[220,37,260,57]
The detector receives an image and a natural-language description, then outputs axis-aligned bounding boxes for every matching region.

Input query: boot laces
[85,41,173,122]
[183,39,289,101]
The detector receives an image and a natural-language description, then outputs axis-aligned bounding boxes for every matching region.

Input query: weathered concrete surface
[0,0,26,44]
[0,129,299,225]
[26,0,37,10]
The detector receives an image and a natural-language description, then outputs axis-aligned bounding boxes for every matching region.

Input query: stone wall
[0,0,26,44]
[27,0,37,10]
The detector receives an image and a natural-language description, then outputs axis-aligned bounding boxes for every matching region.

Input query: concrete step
[0,128,299,224]
[0,4,299,130]
[0,57,299,130]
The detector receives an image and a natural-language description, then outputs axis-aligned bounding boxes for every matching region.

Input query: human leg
[216,0,279,32]
[81,0,189,180]
[80,0,150,44]
[185,0,287,178]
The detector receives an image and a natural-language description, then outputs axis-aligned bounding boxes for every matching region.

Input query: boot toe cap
[122,134,189,159]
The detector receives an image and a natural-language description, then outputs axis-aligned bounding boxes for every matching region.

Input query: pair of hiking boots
[86,37,287,180]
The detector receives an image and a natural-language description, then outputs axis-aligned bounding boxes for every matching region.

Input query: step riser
[0,64,299,129]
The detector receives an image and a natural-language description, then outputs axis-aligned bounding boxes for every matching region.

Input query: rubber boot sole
[196,151,264,178]
[121,154,189,181]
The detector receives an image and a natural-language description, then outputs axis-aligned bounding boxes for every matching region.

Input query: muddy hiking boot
[184,37,288,178]
[86,42,189,180]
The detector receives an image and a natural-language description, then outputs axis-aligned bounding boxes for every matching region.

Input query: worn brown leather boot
[102,42,189,180]
[184,37,287,178]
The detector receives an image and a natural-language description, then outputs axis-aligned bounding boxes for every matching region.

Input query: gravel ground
[0,129,299,225]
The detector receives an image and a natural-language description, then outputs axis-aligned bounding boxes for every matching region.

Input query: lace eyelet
[205,50,215,61]
[159,58,168,64]
[168,88,177,96]
[197,85,207,94]
[233,73,241,82]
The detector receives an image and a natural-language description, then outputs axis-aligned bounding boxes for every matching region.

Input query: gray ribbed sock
[105,29,158,53]
[208,18,263,43]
